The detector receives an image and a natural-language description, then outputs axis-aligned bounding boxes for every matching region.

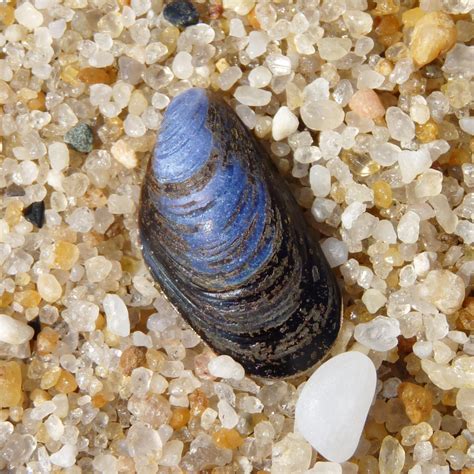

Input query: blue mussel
[139,88,342,378]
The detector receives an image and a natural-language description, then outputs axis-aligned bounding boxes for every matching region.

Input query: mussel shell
[139,88,342,378]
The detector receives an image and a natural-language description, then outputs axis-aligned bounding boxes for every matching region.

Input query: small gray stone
[64,123,94,153]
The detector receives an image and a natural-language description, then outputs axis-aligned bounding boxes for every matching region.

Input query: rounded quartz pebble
[163,0,199,28]
[0,314,34,345]
[295,352,377,463]
[272,106,299,141]
[208,355,245,380]
[301,100,344,131]
[103,294,130,337]
[354,316,401,351]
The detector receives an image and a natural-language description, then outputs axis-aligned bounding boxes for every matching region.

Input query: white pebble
[172,52,193,80]
[372,220,397,244]
[248,66,272,88]
[217,66,242,91]
[14,2,43,29]
[341,202,366,229]
[398,149,432,184]
[460,117,474,135]
[223,0,255,16]
[397,211,421,244]
[301,100,344,131]
[265,53,292,76]
[208,355,245,380]
[246,31,269,59]
[272,107,299,141]
[217,399,239,429]
[50,444,77,468]
[320,238,348,268]
[362,289,387,314]
[0,314,34,345]
[317,37,352,61]
[295,352,377,463]
[386,107,415,143]
[103,294,130,337]
[310,165,331,197]
[234,86,271,107]
[354,316,401,351]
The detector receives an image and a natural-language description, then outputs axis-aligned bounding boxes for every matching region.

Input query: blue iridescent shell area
[139,88,342,378]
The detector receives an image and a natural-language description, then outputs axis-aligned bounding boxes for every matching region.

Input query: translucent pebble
[309,462,342,473]
[343,10,373,37]
[295,33,316,55]
[127,422,162,457]
[217,66,242,91]
[89,84,112,106]
[131,367,153,396]
[271,433,312,472]
[208,355,245,380]
[234,86,271,107]
[50,444,77,468]
[397,211,420,244]
[379,436,405,474]
[85,256,112,283]
[355,37,374,56]
[410,96,430,124]
[386,107,415,143]
[44,415,64,441]
[31,401,56,420]
[357,69,385,89]
[124,114,146,137]
[246,31,269,59]
[456,220,474,244]
[265,53,292,76]
[389,58,415,85]
[423,313,449,341]
[295,146,322,164]
[223,0,255,15]
[354,316,401,351]
[417,270,465,315]
[415,169,443,199]
[413,341,433,359]
[232,105,255,130]
[320,238,348,268]
[362,289,387,314]
[48,142,69,171]
[373,220,397,244]
[37,274,62,303]
[370,142,401,167]
[92,454,118,474]
[229,18,246,37]
[62,300,99,332]
[217,399,238,429]
[111,140,137,169]
[304,78,330,102]
[13,161,39,186]
[310,165,331,197]
[342,202,366,229]
[171,51,193,80]
[429,194,458,233]
[311,198,337,222]
[103,294,130,337]
[398,149,432,184]
[248,66,272,88]
[66,207,94,233]
[301,100,344,131]
[0,314,34,344]
[108,194,136,214]
[272,107,299,141]
[160,439,184,467]
[14,2,43,29]
[459,117,474,135]
[317,37,352,61]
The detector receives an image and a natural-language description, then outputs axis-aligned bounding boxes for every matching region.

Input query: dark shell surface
[139,88,342,378]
